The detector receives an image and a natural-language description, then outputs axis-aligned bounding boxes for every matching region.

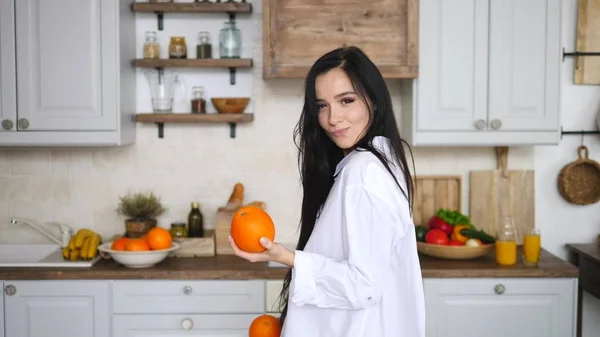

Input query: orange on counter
[124,238,150,251]
[231,206,276,253]
[145,226,173,250]
[249,314,281,337]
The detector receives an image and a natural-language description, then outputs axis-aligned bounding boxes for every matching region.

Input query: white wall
[535,1,600,335]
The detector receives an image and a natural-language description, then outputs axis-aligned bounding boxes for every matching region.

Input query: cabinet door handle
[181,318,193,330]
[17,118,29,130]
[494,284,505,295]
[4,284,16,296]
[474,119,487,130]
[183,286,192,295]
[2,119,13,131]
[490,119,502,130]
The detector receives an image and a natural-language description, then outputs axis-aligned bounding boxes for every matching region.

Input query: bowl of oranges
[98,227,179,268]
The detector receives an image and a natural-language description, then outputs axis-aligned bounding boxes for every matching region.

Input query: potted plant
[116,191,167,238]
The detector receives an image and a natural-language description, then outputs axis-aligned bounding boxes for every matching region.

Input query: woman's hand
[229,236,295,267]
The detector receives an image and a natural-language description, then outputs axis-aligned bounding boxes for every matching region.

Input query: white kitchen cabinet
[3,280,110,337]
[424,278,577,337]
[0,0,136,146]
[0,281,4,337]
[401,0,562,146]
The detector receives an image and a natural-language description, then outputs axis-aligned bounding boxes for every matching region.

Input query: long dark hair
[277,46,415,327]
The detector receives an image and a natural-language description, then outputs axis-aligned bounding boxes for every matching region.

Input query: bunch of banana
[62,229,102,261]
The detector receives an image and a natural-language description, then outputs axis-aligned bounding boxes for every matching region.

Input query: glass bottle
[196,32,212,59]
[169,223,189,239]
[495,217,518,266]
[143,31,160,59]
[169,37,187,59]
[190,86,206,113]
[188,202,204,237]
[219,21,241,58]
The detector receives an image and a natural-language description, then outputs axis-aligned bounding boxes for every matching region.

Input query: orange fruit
[124,238,150,251]
[230,206,275,253]
[145,227,172,250]
[249,314,280,337]
[111,237,130,251]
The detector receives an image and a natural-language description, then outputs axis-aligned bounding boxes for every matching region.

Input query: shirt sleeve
[289,183,404,310]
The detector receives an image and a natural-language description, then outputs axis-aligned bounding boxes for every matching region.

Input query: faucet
[10,218,73,248]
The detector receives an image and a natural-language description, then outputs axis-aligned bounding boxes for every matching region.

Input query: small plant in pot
[116,191,167,238]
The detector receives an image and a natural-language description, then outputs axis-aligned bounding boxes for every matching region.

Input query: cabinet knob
[1,119,13,131]
[183,286,192,295]
[17,118,29,130]
[474,119,487,130]
[4,284,16,296]
[494,284,505,295]
[490,119,502,130]
[181,318,193,330]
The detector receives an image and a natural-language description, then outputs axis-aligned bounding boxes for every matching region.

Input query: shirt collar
[333,136,391,177]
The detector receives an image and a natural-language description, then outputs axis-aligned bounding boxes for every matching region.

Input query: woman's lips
[331,127,349,137]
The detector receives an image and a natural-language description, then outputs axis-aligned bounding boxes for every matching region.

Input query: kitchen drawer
[579,255,600,299]
[113,314,257,337]
[112,280,265,314]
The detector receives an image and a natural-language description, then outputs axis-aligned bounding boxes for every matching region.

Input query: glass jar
[170,223,188,238]
[219,21,241,58]
[190,86,206,113]
[196,31,212,59]
[495,217,518,266]
[143,31,160,59]
[169,37,187,59]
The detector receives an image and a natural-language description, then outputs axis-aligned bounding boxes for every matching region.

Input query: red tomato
[448,240,464,246]
[425,229,449,245]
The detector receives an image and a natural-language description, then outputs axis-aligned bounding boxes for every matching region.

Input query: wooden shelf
[131,2,252,14]
[135,113,253,139]
[133,59,252,69]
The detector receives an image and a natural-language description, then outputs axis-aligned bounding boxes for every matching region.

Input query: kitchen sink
[0,243,100,268]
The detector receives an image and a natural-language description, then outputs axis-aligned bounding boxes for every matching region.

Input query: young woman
[229,46,425,337]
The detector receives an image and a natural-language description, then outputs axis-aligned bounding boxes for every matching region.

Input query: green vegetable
[460,228,496,243]
[415,225,428,242]
[435,208,474,228]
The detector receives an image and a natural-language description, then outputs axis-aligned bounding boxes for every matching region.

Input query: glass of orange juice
[496,217,518,266]
[523,228,541,266]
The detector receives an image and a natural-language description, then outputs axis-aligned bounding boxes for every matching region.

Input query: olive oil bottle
[188,202,204,237]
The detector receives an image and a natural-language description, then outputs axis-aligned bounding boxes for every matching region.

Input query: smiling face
[315,68,371,153]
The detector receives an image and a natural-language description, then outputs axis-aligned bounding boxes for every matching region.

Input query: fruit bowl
[417,241,494,260]
[211,97,250,114]
[98,242,180,268]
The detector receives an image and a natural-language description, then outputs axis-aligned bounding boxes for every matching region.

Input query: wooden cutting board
[469,147,535,245]
[412,175,462,226]
[574,0,600,84]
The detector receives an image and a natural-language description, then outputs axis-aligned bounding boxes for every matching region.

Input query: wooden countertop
[0,248,577,280]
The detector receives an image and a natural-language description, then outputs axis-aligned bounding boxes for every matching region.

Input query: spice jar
[196,31,212,59]
[169,37,187,59]
[143,31,160,59]
[170,223,188,238]
[219,21,241,58]
[190,86,206,113]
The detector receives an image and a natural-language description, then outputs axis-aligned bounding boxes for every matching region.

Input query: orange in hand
[145,227,173,250]
[249,314,280,337]
[124,238,150,251]
[111,237,130,251]
[230,206,275,253]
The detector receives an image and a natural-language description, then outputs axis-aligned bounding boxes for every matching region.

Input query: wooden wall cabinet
[263,0,419,79]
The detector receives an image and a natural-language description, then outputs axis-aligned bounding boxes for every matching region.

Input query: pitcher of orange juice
[523,228,541,266]
[496,217,518,266]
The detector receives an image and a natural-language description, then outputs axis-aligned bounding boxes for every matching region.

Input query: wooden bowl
[211,97,250,114]
[417,242,495,260]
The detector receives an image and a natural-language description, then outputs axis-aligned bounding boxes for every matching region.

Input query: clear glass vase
[219,21,241,58]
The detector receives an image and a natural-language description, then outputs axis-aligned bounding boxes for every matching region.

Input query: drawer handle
[181,318,193,330]
[183,286,192,295]
[494,284,506,295]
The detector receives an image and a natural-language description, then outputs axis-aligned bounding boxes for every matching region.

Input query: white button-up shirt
[281,136,425,337]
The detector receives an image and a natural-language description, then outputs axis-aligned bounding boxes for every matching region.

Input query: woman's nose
[328,106,343,125]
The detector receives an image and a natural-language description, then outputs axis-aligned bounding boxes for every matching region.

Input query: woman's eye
[316,103,326,110]
[341,98,354,105]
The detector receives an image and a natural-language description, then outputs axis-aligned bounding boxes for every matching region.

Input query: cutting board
[412,175,462,226]
[574,0,600,84]
[469,147,535,245]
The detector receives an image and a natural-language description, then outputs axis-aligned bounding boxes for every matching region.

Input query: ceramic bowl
[417,241,494,260]
[98,242,180,268]
[211,97,250,114]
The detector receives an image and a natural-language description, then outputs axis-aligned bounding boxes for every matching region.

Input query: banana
[80,237,91,260]
[87,234,101,259]
[69,248,81,261]
[68,236,76,250]
[62,246,70,260]
[74,229,94,248]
